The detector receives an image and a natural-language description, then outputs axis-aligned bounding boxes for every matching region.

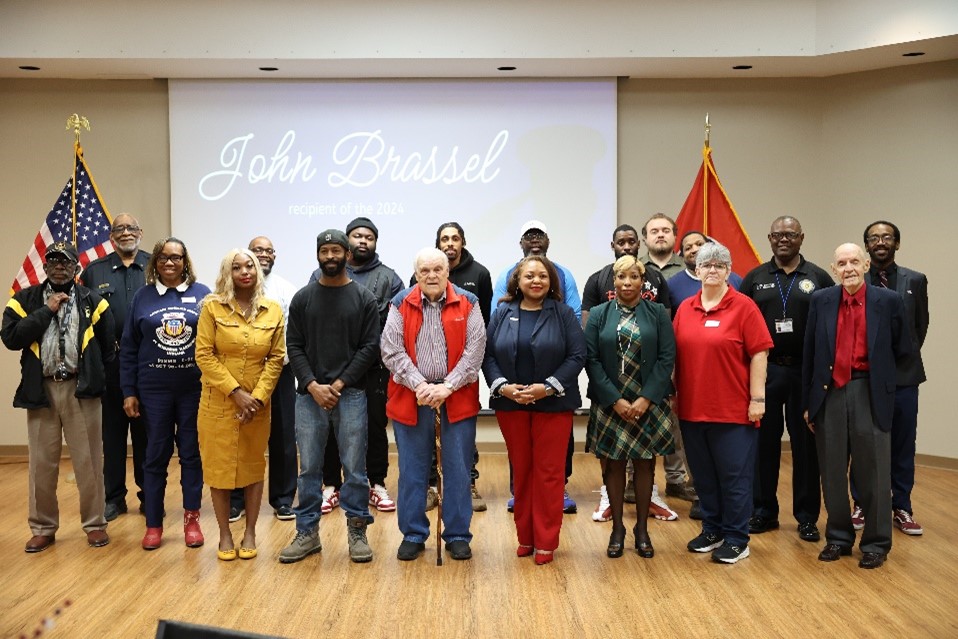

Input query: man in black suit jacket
[802,243,911,569]
[850,221,929,536]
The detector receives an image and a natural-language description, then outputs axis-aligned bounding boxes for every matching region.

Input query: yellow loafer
[217,547,237,561]
[238,546,257,560]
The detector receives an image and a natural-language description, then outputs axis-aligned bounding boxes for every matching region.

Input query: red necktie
[833,297,855,388]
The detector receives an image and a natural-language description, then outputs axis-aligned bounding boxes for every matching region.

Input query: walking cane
[434,406,443,566]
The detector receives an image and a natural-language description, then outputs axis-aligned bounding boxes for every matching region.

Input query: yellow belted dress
[195,299,285,489]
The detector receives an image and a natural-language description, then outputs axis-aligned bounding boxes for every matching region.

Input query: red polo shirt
[673,288,774,426]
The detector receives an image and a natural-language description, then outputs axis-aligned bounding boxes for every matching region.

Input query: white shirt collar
[155,280,190,295]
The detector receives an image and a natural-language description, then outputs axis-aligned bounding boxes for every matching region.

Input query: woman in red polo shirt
[672,242,772,564]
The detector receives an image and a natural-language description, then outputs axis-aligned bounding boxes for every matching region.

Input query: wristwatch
[443,381,454,391]
[543,382,555,396]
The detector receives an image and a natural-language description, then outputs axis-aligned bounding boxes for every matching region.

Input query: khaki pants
[26,379,106,536]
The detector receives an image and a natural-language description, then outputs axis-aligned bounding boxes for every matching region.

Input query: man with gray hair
[803,243,910,569]
[381,247,486,562]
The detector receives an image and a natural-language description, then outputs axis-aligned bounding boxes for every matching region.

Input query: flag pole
[703,113,710,235]
[65,114,90,247]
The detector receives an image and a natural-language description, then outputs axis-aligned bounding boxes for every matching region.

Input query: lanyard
[774,271,798,318]
[54,292,76,363]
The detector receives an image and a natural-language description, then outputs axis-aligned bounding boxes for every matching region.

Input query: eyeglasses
[250,247,275,255]
[865,234,895,245]
[769,231,801,241]
[157,255,184,264]
[522,231,546,241]
[46,256,74,266]
[111,224,141,234]
[699,263,728,271]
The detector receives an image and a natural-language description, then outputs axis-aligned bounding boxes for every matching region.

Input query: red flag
[675,144,761,274]
[10,143,114,295]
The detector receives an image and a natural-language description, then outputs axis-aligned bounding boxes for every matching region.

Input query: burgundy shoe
[517,545,534,557]
[25,535,55,553]
[892,509,923,536]
[184,510,205,548]
[851,504,864,530]
[534,550,554,565]
[142,527,163,550]
[87,530,110,547]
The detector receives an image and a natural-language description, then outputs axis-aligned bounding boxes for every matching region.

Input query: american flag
[10,144,114,294]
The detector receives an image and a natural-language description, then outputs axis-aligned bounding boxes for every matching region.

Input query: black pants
[752,362,821,524]
[231,365,297,510]
[102,358,146,507]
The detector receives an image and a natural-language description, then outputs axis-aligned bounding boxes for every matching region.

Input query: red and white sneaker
[649,484,678,521]
[369,484,396,512]
[893,509,923,536]
[592,485,611,522]
[321,486,340,515]
[851,504,865,530]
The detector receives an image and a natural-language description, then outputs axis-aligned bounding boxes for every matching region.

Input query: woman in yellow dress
[196,248,285,560]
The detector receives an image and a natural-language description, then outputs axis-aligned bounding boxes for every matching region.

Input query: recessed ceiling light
[902,51,925,57]
[732,65,753,70]
[259,66,279,72]
[19,65,41,71]
[497,66,517,71]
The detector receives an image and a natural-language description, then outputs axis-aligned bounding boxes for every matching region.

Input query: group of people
[2,210,927,571]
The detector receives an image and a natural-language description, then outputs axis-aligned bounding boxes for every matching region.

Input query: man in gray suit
[849,221,929,536]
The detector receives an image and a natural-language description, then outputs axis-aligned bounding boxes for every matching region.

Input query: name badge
[775,318,794,334]
[182,296,196,303]
[704,320,720,328]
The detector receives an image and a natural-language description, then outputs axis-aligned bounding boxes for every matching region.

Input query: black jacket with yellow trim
[1,283,115,409]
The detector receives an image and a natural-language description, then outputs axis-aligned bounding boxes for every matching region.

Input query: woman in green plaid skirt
[585,255,677,559]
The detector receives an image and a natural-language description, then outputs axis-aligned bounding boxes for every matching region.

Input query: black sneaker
[274,505,295,521]
[712,542,750,564]
[104,501,127,522]
[228,507,245,523]
[397,540,426,561]
[687,532,724,553]
[445,540,472,560]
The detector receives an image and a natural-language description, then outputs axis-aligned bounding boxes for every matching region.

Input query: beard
[350,246,373,265]
[320,257,347,277]
[48,278,75,293]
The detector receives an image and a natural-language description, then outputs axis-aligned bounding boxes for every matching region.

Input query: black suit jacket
[889,265,929,386]
[802,284,911,432]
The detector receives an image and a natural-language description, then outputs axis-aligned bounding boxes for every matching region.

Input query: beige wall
[1,61,955,457]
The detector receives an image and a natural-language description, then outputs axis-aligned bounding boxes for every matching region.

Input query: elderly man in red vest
[381,247,486,562]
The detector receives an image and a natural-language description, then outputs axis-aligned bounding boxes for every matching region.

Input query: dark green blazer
[584,299,675,409]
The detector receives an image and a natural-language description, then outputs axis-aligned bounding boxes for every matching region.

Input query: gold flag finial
[65,114,90,146]
[704,112,711,148]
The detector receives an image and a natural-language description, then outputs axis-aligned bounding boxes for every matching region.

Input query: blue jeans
[293,388,372,532]
[394,405,476,544]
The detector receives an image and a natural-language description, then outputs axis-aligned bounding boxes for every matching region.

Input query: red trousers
[496,410,573,552]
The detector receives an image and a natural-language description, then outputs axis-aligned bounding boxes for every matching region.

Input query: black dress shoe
[689,500,703,520]
[818,543,852,562]
[636,539,654,559]
[397,540,426,561]
[859,552,886,569]
[748,515,780,534]
[797,522,821,542]
[445,540,472,560]
[607,527,626,558]
[104,501,127,522]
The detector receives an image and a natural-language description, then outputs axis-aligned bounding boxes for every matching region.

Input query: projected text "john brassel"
[197,129,509,201]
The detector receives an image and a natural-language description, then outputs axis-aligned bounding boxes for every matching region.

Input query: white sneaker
[368,484,396,512]
[649,484,678,521]
[321,486,340,515]
[592,485,612,522]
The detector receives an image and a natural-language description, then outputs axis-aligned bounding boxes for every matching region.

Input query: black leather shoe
[607,527,626,558]
[689,500,703,520]
[818,543,852,562]
[859,552,886,569]
[636,539,654,559]
[748,515,780,534]
[397,540,426,561]
[445,540,472,560]
[798,522,821,542]
[104,501,127,522]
